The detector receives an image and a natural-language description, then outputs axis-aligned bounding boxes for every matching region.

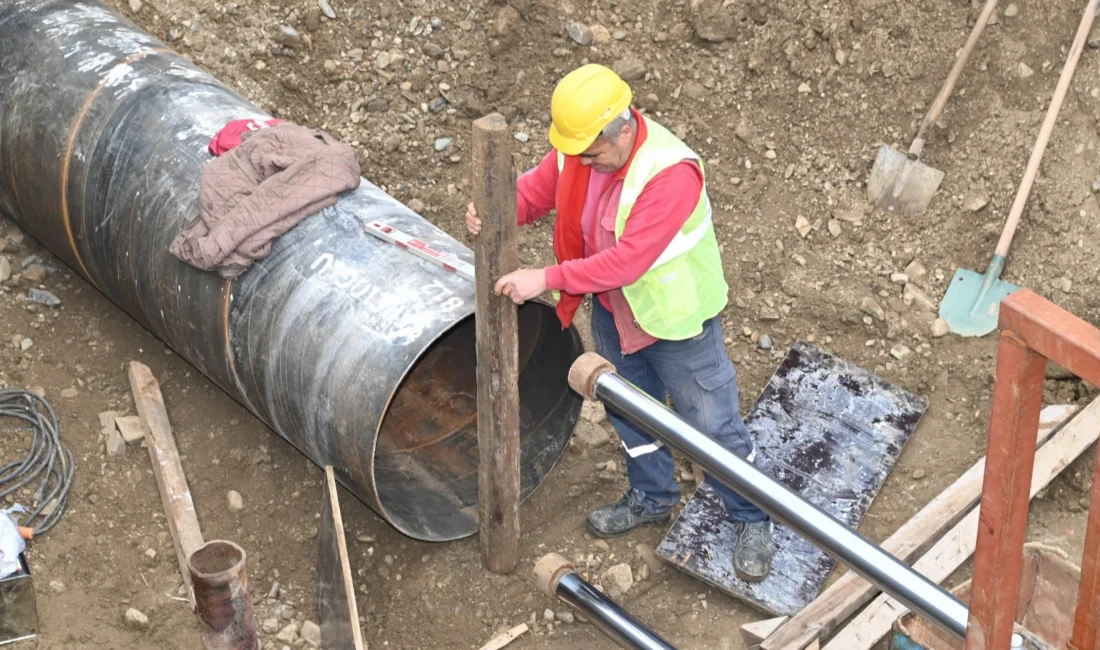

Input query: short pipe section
[188,540,260,650]
[533,553,676,650]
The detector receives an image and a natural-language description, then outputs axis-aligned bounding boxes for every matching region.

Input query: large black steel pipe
[0,0,583,542]
[534,553,676,650]
[568,353,971,642]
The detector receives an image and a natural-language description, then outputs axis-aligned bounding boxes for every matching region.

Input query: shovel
[940,0,1100,337]
[867,0,1000,215]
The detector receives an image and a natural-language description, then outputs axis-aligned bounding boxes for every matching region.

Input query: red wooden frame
[966,289,1100,650]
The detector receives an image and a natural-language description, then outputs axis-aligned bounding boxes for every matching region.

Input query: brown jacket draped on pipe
[170,123,361,278]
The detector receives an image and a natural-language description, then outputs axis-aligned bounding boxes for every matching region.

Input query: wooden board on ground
[128,360,205,607]
[317,466,366,650]
[823,397,1100,650]
[657,341,927,617]
[742,615,788,646]
[757,403,1077,650]
[477,623,529,650]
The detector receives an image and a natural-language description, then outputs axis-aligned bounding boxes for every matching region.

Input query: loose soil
[3,0,1100,648]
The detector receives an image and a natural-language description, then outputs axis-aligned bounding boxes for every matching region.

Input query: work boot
[733,519,774,583]
[586,491,673,538]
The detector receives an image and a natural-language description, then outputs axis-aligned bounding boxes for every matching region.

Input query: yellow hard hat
[548,64,633,156]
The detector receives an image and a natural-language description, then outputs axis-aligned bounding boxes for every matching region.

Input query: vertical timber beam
[1072,449,1100,650]
[965,330,1046,650]
[471,112,521,574]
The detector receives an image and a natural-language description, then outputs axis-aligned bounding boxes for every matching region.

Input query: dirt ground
[3,0,1100,648]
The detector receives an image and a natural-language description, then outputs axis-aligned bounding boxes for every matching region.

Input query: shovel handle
[910,0,1000,155]
[994,0,1100,258]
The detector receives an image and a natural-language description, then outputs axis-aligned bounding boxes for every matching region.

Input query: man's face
[578,125,632,173]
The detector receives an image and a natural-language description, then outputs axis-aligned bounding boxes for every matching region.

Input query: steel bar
[534,553,675,650]
[0,0,582,542]
[568,353,970,641]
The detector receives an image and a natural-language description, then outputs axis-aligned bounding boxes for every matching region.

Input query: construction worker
[465,64,774,582]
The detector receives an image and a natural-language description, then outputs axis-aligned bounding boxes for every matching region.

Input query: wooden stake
[477,623,529,650]
[471,112,521,574]
[128,360,205,607]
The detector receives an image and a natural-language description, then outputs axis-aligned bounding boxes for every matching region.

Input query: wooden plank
[1000,288,1100,387]
[966,333,1047,650]
[471,112,521,574]
[1071,441,1100,650]
[759,403,1076,650]
[658,341,927,616]
[128,360,205,606]
[742,616,788,646]
[477,623,528,650]
[317,466,366,650]
[822,396,1100,650]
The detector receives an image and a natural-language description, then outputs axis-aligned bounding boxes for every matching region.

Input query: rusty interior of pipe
[374,302,581,537]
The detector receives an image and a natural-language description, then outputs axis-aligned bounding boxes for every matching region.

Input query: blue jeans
[591,300,768,523]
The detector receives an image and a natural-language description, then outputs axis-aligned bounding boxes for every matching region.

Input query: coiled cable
[0,389,76,535]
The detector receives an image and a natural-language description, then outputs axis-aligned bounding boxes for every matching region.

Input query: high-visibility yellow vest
[556,119,727,340]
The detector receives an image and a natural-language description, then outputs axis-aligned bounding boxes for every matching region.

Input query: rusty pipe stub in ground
[188,540,260,650]
[0,0,583,542]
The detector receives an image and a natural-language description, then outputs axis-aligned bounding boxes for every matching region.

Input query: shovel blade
[939,267,1021,337]
[867,145,946,216]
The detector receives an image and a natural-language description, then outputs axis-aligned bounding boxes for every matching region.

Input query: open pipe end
[533,553,575,598]
[568,352,614,400]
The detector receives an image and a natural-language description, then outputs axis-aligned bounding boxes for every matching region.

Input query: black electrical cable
[0,389,76,535]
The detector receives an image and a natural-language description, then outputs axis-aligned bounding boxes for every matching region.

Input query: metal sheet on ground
[656,341,927,616]
[317,466,365,650]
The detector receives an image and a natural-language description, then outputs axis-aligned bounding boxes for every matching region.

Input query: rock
[115,415,145,443]
[592,25,612,44]
[794,215,811,237]
[759,307,780,321]
[827,219,842,237]
[276,25,301,45]
[567,22,594,45]
[682,81,706,100]
[513,132,531,144]
[903,284,936,312]
[574,421,610,448]
[835,49,849,66]
[124,607,149,630]
[0,257,10,283]
[798,82,812,94]
[764,149,777,160]
[860,297,885,321]
[639,93,660,111]
[317,0,335,20]
[20,255,38,269]
[276,623,299,644]
[19,338,33,351]
[9,334,20,349]
[890,345,912,361]
[27,288,60,307]
[98,411,119,429]
[758,335,773,350]
[268,581,281,599]
[492,5,522,50]
[323,60,339,76]
[635,543,663,573]
[691,0,734,42]
[300,621,321,647]
[964,192,990,212]
[543,609,555,622]
[890,273,909,285]
[912,468,927,480]
[49,580,65,593]
[407,198,426,214]
[1004,3,1018,17]
[434,137,453,152]
[1060,277,1073,293]
[904,260,927,286]
[22,264,46,284]
[613,58,647,81]
[1018,62,1034,78]
[60,387,78,399]
[263,618,280,634]
[128,0,143,12]
[931,318,950,338]
[557,610,575,623]
[106,429,126,457]
[430,16,444,29]
[593,540,611,552]
[747,51,765,73]
[227,490,244,512]
[602,563,634,597]
[581,400,607,424]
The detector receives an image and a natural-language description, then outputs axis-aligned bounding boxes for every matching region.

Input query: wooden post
[128,360,206,607]
[471,112,521,574]
[964,331,1046,650]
